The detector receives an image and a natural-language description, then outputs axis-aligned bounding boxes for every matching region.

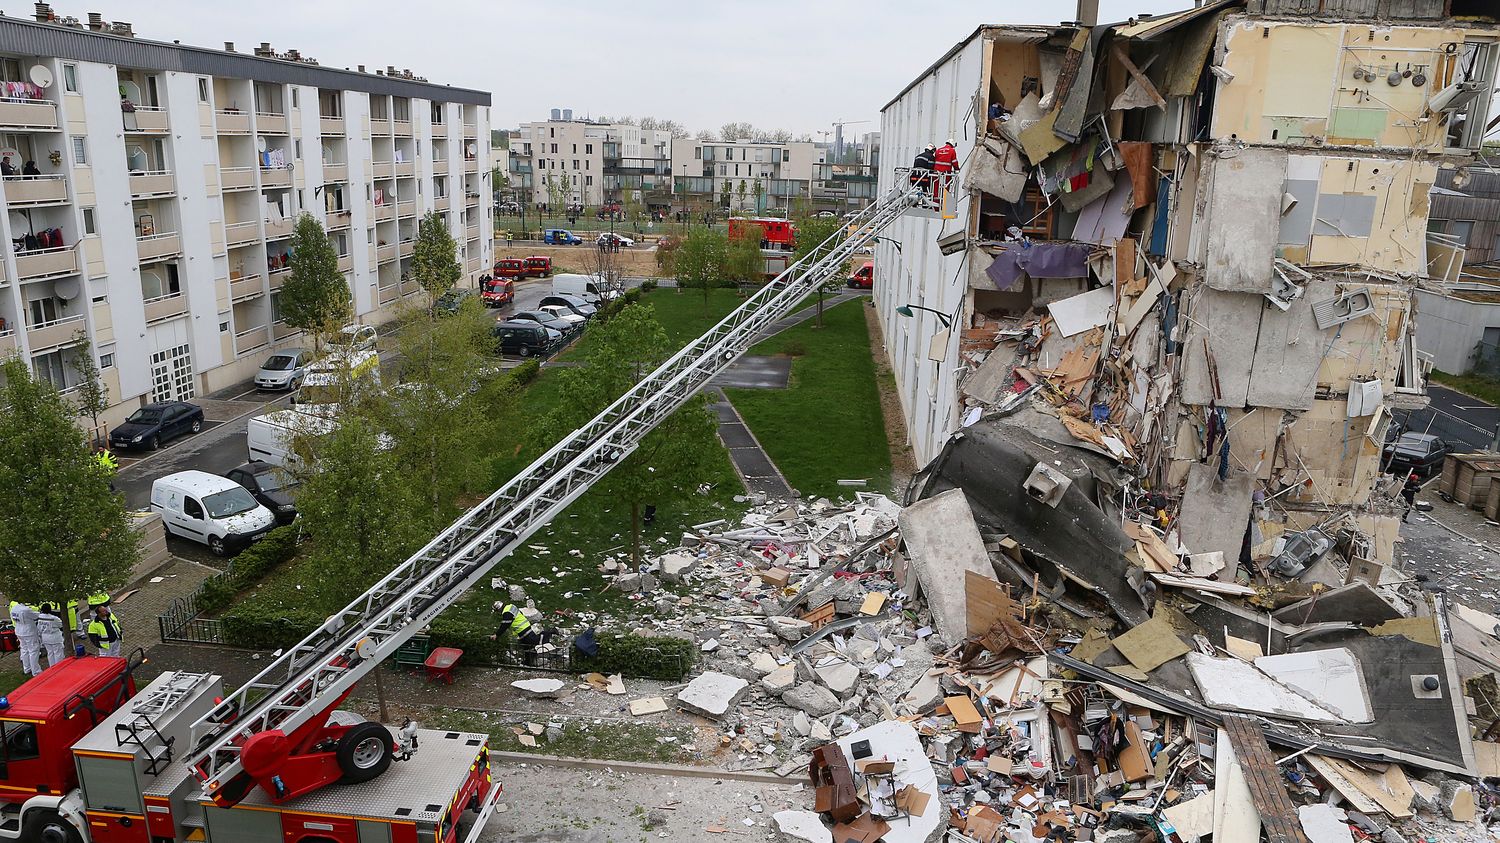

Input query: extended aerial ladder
[185,178,929,806]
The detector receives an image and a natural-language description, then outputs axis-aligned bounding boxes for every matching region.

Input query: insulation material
[1177,463,1254,568]
[1245,276,1335,411]
[1204,148,1285,294]
[1180,286,1263,407]
[966,138,1028,203]
[1254,648,1374,723]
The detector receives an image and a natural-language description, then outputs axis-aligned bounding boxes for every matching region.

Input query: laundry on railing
[2,80,45,100]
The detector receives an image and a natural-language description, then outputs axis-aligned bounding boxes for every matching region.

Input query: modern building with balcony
[0,6,492,429]
[667,138,820,216]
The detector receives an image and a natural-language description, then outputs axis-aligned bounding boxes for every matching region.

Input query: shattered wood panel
[1204,148,1284,293]
[1178,463,1255,568]
[1281,397,1380,506]
[1180,286,1263,407]
[1245,277,1335,410]
[1314,285,1410,394]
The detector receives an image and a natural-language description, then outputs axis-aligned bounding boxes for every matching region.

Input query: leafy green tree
[719,180,732,210]
[545,174,569,215]
[412,212,462,308]
[674,228,728,310]
[295,415,429,609]
[538,304,722,565]
[280,214,350,351]
[69,335,109,446]
[725,229,764,285]
[794,215,847,328]
[735,180,748,210]
[0,358,137,603]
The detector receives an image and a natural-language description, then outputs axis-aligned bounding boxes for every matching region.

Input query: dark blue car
[109,400,204,451]
[543,228,582,245]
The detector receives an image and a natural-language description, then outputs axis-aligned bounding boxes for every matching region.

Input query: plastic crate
[394,634,432,668]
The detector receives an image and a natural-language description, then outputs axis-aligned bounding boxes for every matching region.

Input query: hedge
[194,526,300,616]
[509,359,541,386]
[570,631,697,681]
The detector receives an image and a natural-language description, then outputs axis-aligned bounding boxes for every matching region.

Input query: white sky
[85,1,1195,136]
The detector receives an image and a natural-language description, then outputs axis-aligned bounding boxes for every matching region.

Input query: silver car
[255,349,308,391]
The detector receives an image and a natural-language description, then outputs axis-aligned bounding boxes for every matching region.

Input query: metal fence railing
[1391,404,1495,454]
[157,567,233,645]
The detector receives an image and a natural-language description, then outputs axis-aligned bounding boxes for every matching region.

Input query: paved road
[1428,384,1500,433]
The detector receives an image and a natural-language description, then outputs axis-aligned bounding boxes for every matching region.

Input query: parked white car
[254,349,309,391]
[150,470,276,556]
[537,304,588,332]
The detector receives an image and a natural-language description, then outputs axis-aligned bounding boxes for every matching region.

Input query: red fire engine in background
[728,217,797,278]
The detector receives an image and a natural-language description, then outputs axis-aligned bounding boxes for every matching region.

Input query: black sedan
[225,461,298,524]
[1383,432,1451,477]
[511,309,579,338]
[108,401,204,451]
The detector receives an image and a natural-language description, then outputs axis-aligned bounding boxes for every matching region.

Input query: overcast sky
[104,0,1190,137]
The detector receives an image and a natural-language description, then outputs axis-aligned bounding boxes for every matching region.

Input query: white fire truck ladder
[186,179,927,803]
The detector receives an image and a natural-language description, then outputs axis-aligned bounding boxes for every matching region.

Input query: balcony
[235,325,269,351]
[26,314,85,351]
[0,98,59,130]
[260,167,291,188]
[137,231,182,263]
[0,328,14,355]
[143,292,189,323]
[126,105,169,133]
[129,170,176,198]
[377,243,396,264]
[326,209,352,230]
[17,246,78,281]
[463,122,477,137]
[273,322,299,341]
[216,110,251,134]
[465,223,479,241]
[433,196,450,211]
[268,264,290,281]
[319,115,345,135]
[371,115,392,135]
[372,160,394,179]
[465,255,482,274]
[463,157,479,174]
[379,285,401,305]
[323,162,348,182]
[230,275,263,301]
[393,119,412,137]
[5,175,68,206]
[220,166,256,191]
[225,220,259,247]
[400,276,420,295]
[263,218,293,240]
[373,203,394,222]
[397,200,416,218]
[337,253,352,273]
[256,112,288,135]
[399,239,415,258]
[395,161,415,178]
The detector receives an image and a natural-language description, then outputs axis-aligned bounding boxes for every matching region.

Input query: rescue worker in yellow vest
[86,604,123,658]
[96,447,118,492]
[35,602,66,670]
[490,602,553,667]
[7,600,40,676]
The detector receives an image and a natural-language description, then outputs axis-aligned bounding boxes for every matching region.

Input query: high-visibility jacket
[96,450,118,473]
[87,613,122,649]
[500,604,532,637]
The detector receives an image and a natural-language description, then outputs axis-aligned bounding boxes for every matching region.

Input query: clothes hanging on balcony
[3,81,43,100]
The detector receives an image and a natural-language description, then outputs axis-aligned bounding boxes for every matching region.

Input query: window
[586,143,592,154]
[550,143,558,154]
[1428,218,1449,234]
[82,207,97,235]
[549,128,554,138]
[719,164,726,176]
[63,64,78,93]
[586,175,593,186]
[291,88,299,108]
[572,144,577,154]
[28,297,59,326]
[71,137,87,166]
[783,149,790,162]
[694,146,701,160]
[573,159,579,170]
[99,350,115,369]
[91,293,107,305]
[294,139,302,159]
[1452,220,1476,246]
[184,497,204,519]
[33,350,66,389]
[198,77,209,102]
[0,721,40,762]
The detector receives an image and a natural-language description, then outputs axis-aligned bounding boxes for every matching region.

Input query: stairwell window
[82,207,96,235]
[198,77,209,103]
[71,137,87,166]
[63,64,77,93]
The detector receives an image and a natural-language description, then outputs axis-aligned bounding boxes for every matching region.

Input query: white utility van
[551,273,621,306]
[150,470,276,556]
[246,406,339,469]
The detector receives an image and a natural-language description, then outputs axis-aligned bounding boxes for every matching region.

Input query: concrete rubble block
[510,678,566,699]
[897,488,998,647]
[658,552,698,582]
[507,584,528,603]
[638,572,659,592]
[901,672,944,714]
[749,651,781,676]
[792,710,812,736]
[783,683,841,717]
[1439,779,1475,822]
[761,665,797,696]
[767,616,813,642]
[815,660,861,696]
[676,671,750,719]
[1297,804,1355,843]
[614,571,643,592]
[773,810,832,843]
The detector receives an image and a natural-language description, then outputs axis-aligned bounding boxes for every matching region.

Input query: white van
[150,470,276,556]
[552,273,621,306]
[247,407,339,469]
[292,345,381,406]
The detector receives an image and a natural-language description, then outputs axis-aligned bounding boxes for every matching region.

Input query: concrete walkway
[707,388,794,499]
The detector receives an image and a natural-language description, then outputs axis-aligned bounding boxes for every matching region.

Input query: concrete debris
[772,810,832,843]
[783,683,840,717]
[510,678,565,699]
[675,671,749,719]
[760,665,797,696]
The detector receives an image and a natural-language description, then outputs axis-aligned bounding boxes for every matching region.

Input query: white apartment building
[515,113,671,208]
[0,9,492,430]
[669,138,819,213]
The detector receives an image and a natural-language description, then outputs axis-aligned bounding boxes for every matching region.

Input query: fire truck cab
[1,661,499,843]
[728,217,795,252]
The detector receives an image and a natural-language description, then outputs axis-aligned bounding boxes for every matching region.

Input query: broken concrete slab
[510,678,566,699]
[1187,652,1347,723]
[761,665,797,696]
[658,552,698,583]
[1255,648,1373,723]
[767,616,813,642]
[783,683,840,717]
[1177,463,1254,577]
[773,810,832,843]
[1298,803,1355,843]
[1271,582,1403,627]
[1214,728,1262,843]
[749,651,780,676]
[1204,147,1284,294]
[676,671,749,719]
[628,696,668,716]
[897,488,997,647]
[1440,779,1475,822]
[814,661,861,697]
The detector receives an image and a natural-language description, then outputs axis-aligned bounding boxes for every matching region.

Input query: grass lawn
[0,666,26,696]
[725,298,890,499]
[425,706,695,764]
[1431,369,1500,406]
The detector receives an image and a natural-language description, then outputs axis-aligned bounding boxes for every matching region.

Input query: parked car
[537,304,588,332]
[109,401,205,451]
[254,349,309,391]
[224,461,298,525]
[512,309,579,337]
[812,210,838,219]
[492,320,562,357]
[1383,432,1451,477]
[847,261,874,289]
[434,287,477,316]
[483,276,516,308]
[538,293,597,320]
[150,470,276,556]
[494,258,527,280]
[496,201,521,215]
[543,228,583,245]
[524,256,554,277]
[333,323,378,351]
[596,232,635,248]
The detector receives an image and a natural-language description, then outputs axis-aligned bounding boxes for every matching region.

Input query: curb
[490,751,795,785]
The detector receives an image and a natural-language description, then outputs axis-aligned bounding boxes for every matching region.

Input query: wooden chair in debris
[809,743,859,823]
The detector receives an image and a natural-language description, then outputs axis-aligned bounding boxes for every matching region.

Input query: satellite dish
[28,65,52,89]
[53,277,80,301]
[466,142,477,157]
[8,211,27,231]
[126,145,148,171]
[256,136,268,153]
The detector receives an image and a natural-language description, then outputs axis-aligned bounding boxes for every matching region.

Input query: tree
[674,228,728,310]
[768,128,793,143]
[725,229,764,285]
[735,180,749,210]
[0,358,137,603]
[695,129,716,142]
[412,211,462,308]
[279,214,350,351]
[752,179,766,214]
[794,215,847,328]
[538,305,722,565]
[720,122,755,142]
[545,173,569,213]
[295,415,430,609]
[69,335,109,446]
[719,180,732,209]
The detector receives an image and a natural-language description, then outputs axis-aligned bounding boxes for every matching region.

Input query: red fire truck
[482,277,515,308]
[0,654,498,843]
[728,218,797,279]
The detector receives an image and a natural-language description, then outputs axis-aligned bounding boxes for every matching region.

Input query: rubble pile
[552,482,1500,843]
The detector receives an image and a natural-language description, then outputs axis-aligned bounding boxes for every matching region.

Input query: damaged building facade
[875,0,1497,572]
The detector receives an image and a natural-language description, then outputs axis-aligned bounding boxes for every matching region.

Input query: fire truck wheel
[337,721,395,783]
[23,809,82,843]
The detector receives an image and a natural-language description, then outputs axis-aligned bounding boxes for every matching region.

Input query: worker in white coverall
[7,601,40,676]
[35,602,67,670]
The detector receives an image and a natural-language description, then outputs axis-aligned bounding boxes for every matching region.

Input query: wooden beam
[1111,45,1166,110]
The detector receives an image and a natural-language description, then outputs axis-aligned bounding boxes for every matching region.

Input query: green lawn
[557,287,747,362]
[725,298,891,499]
[0,667,26,696]
[1431,369,1500,407]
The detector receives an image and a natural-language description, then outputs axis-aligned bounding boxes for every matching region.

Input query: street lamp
[895,303,952,328]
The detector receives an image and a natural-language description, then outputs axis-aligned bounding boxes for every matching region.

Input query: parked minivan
[150,470,276,556]
[492,320,562,357]
[552,273,620,305]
